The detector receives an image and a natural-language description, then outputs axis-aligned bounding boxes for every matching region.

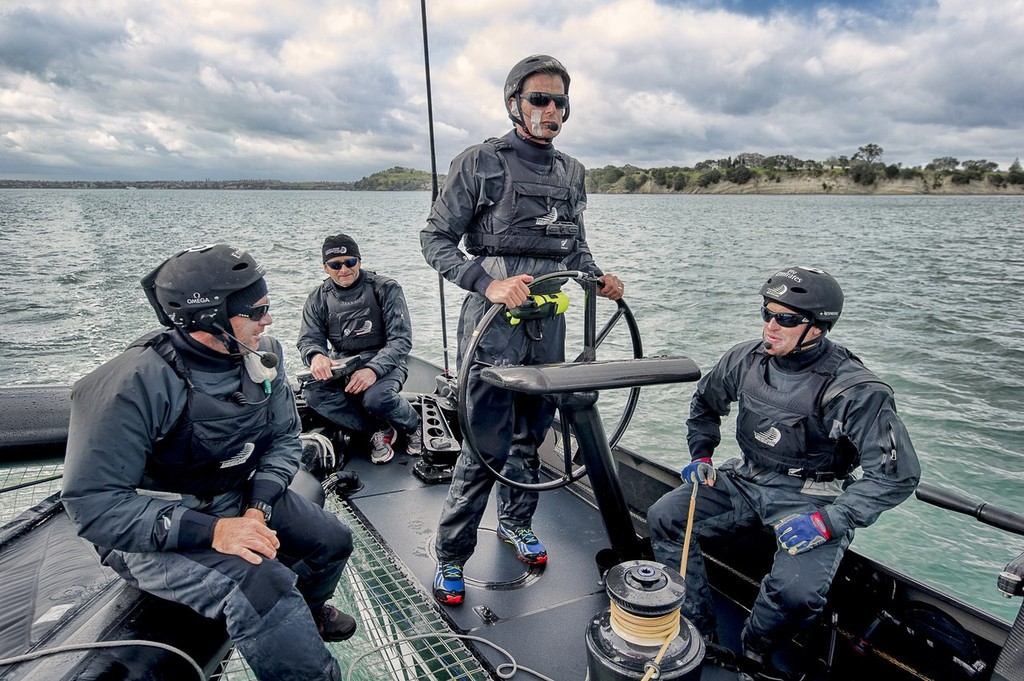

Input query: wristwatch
[247,500,273,524]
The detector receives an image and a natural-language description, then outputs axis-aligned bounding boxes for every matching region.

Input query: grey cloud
[0,7,127,78]
[1,1,1021,181]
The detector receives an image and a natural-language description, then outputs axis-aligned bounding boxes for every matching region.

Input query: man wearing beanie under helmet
[421,55,625,606]
[298,233,421,465]
[63,244,356,681]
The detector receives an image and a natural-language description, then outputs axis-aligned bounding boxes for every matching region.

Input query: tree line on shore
[3,145,1021,192]
[585,145,1023,193]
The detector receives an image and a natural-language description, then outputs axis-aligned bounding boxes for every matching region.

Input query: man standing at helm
[421,55,625,606]
[647,266,920,672]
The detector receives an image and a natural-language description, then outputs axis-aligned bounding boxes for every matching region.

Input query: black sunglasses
[326,257,360,270]
[523,92,569,109]
[761,306,810,328]
[237,303,270,321]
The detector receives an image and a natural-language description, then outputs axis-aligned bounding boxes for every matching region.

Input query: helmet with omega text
[503,54,571,124]
[141,244,267,333]
[759,266,844,330]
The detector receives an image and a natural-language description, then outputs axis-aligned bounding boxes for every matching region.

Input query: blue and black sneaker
[433,562,464,605]
[496,523,548,565]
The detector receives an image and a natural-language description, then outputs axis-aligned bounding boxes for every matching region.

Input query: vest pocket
[737,393,809,463]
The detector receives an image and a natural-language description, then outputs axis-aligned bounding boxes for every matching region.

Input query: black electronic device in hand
[296,356,365,389]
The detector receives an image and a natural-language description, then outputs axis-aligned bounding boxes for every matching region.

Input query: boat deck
[326,447,749,680]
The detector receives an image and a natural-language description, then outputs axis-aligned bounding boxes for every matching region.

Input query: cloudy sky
[1,0,1021,182]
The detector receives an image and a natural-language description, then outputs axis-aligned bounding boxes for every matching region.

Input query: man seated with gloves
[647,266,920,671]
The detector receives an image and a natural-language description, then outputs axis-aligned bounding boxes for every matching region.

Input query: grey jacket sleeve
[819,381,921,537]
[421,143,506,294]
[296,283,331,366]
[363,276,413,379]
[61,346,211,552]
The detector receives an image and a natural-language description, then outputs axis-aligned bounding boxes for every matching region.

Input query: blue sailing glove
[680,457,716,485]
[774,512,831,555]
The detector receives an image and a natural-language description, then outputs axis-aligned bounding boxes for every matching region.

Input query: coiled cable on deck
[0,640,204,680]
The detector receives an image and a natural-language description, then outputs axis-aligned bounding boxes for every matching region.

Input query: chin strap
[792,324,826,353]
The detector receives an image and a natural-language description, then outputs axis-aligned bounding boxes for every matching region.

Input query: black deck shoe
[316,604,357,642]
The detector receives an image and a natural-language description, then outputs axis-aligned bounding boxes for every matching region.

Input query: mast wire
[419,0,451,376]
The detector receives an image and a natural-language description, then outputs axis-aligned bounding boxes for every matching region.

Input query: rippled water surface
[2,189,1022,622]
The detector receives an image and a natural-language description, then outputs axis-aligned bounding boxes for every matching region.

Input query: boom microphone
[214,325,279,368]
[763,341,773,350]
[546,122,560,131]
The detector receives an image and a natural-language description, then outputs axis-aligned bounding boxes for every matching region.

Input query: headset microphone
[546,122,560,131]
[256,350,279,368]
[213,324,279,368]
[763,341,773,350]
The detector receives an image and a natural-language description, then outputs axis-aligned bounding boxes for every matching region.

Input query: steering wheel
[456,270,643,491]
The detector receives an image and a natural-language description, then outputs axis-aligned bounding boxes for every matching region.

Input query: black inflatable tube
[916,482,1024,538]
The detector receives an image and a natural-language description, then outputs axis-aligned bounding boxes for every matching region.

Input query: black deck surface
[342,449,744,680]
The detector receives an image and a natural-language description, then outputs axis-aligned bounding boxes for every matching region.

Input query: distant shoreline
[2,171,1022,196]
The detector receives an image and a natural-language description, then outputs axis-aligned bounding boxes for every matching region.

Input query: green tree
[961,159,998,172]
[725,165,753,184]
[696,169,721,187]
[928,157,959,172]
[854,144,884,163]
[850,162,876,186]
[736,152,766,168]
[1007,158,1024,185]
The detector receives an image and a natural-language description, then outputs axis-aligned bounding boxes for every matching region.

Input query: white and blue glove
[774,512,831,555]
[680,457,716,485]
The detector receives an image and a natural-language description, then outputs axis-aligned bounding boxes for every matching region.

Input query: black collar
[771,337,831,372]
[511,129,555,166]
[168,328,240,372]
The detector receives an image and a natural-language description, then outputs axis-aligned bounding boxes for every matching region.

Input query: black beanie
[322,234,361,262]
[225,277,268,318]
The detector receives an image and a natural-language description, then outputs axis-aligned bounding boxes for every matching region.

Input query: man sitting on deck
[297,233,422,465]
[62,244,356,681]
[647,266,920,671]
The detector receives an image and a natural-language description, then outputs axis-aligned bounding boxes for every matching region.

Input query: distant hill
[352,167,435,191]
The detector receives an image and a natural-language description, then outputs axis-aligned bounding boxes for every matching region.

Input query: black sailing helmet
[759,266,844,330]
[141,244,266,333]
[503,54,571,127]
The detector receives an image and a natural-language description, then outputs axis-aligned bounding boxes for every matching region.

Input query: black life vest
[138,332,273,497]
[463,132,586,259]
[735,343,885,479]
[325,273,388,353]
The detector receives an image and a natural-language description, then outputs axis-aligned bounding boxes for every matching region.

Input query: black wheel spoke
[456,271,643,491]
